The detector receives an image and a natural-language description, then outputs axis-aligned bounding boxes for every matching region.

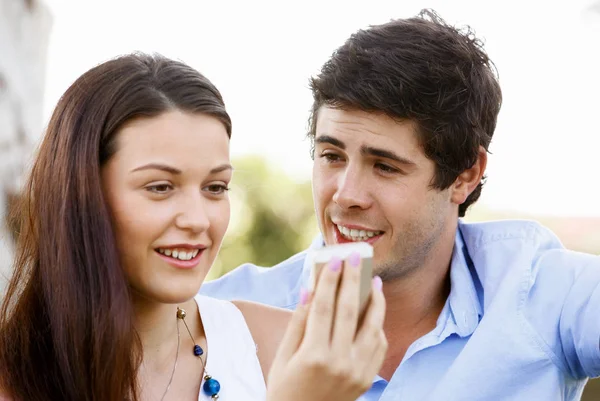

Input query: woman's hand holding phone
[266,249,387,401]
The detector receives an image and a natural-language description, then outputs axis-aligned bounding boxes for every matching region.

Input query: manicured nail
[300,288,309,305]
[329,256,342,272]
[373,276,383,291]
[348,251,361,268]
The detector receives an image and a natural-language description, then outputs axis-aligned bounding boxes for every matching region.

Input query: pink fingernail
[300,288,309,305]
[329,256,342,272]
[373,276,383,291]
[348,251,361,268]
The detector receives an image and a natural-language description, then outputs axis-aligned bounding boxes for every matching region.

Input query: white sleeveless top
[194,294,266,400]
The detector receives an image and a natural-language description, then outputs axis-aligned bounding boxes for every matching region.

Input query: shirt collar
[447,221,483,337]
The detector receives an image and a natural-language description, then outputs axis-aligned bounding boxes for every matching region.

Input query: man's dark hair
[308,9,502,217]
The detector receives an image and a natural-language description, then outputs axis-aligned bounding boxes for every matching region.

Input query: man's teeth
[336,225,382,241]
[157,248,200,261]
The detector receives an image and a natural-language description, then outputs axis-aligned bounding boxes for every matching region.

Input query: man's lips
[333,223,384,244]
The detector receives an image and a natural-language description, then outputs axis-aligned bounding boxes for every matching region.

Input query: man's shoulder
[460,218,598,288]
[459,218,563,253]
[461,221,600,380]
[200,250,309,309]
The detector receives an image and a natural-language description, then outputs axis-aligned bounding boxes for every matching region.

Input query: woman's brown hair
[0,53,231,401]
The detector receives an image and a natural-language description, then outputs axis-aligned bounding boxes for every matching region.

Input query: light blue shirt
[200,220,600,400]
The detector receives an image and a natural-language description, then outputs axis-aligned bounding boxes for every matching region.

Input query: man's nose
[332,165,372,210]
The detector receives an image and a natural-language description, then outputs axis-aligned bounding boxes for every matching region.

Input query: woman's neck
[132,295,201,370]
[132,295,206,401]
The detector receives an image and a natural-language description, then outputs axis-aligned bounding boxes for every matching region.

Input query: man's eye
[376,163,399,174]
[321,153,342,163]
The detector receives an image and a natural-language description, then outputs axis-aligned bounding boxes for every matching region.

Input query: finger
[273,288,312,363]
[331,252,362,352]
[303,256,343,348]
[354,276,386,359]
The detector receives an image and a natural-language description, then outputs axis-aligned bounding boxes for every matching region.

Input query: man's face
[312,107,456,280]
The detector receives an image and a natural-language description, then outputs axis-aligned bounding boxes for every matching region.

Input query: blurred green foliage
[208,155,318,280]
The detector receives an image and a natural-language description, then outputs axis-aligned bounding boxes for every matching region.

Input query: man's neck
[378,228,455,381]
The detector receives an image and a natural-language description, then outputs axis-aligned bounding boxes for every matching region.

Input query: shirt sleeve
[558,253,600,378]
[199,255,307,309]
[526,250,600,379]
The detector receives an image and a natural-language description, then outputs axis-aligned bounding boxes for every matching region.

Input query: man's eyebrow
[361,146,417,166]
[314,135,346,149]
[315,135,417,166]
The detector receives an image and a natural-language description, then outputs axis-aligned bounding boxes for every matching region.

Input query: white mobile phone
[306,242,374,314]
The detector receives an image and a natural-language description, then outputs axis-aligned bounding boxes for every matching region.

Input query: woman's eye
[146,184,172,194]
[205,184,230,195]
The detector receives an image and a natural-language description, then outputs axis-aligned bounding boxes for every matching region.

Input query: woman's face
[101,110,231,304]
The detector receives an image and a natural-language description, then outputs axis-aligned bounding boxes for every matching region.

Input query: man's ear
[450,146,487,206]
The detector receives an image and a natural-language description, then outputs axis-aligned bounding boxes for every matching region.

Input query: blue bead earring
[177,307,221,399]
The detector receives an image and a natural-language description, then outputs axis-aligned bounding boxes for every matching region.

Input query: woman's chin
[130,283,203,306]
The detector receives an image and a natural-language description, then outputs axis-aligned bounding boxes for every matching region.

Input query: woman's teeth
[336,225,383,241]
[157,248,200,261]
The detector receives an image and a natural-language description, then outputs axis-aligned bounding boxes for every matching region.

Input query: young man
[201,9,600,400]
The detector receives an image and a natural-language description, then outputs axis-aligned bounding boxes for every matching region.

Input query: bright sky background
[42,0,600,217]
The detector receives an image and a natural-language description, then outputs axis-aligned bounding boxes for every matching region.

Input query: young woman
[0,53,387,401]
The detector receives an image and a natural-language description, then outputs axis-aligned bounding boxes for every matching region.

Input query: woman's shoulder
[195,295,292,358]
[232,300,292,335]
[232,300,292,377]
